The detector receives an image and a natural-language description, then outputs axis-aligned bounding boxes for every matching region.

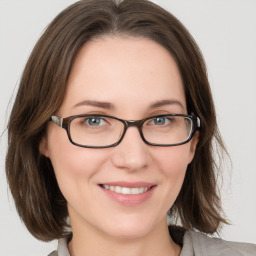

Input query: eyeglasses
[50,114,200,148]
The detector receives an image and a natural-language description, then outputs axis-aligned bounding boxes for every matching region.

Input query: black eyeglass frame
[49,114,200,148]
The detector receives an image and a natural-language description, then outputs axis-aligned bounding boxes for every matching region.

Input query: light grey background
[0,0,255,255]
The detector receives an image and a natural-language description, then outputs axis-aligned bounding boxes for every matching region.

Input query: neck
[68,218,181,256]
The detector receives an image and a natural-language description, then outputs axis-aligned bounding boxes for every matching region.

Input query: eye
[84,117,106,126]
[151,116,173,126]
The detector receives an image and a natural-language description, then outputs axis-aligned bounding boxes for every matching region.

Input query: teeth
[102,185,149,195]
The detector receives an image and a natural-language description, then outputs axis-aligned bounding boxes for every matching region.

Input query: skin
[41,36,198,256]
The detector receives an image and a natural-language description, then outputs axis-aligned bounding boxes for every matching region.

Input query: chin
[99,216,162,240]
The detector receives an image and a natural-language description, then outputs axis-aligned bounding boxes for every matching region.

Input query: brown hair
[6,0,228,241]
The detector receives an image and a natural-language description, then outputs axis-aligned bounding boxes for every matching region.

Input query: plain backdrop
[0,0,255,255]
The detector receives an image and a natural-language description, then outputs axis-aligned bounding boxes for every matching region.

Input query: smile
[99,182,156,206]
[101,185,150,195]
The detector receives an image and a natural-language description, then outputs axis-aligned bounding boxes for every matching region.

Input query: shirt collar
[57,231,193,256]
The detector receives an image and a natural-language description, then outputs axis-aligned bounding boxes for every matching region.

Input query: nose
[111,126,151,172]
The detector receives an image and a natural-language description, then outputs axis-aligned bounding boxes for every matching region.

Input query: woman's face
[41,36,198,239]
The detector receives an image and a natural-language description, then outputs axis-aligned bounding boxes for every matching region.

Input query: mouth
[99,184,155,195]
[99,182,157,206]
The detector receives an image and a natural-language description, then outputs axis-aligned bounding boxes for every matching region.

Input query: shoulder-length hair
[6,0,228,241]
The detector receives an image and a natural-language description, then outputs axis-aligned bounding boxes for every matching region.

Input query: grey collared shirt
[48,230,256,256]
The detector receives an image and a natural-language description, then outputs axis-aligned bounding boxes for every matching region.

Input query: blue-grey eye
[153,117,168,125]
[85,117,105,126]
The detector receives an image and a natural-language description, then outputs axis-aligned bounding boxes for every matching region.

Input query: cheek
[46,129,107,197]
[152,145,191,197]
[154,144,191,176]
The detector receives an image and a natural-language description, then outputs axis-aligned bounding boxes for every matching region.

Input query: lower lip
[100,186,156,206]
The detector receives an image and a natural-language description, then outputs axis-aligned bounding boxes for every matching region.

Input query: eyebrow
[148,99,185,110]
[73,100,114,109]
[72,99,185,111]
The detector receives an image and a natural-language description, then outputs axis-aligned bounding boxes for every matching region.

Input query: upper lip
[99,181,156,188]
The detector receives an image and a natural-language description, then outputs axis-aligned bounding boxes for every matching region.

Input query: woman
[5,0,256,255]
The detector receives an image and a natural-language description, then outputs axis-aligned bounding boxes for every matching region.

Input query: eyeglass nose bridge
[119,119,146,144]
[124,119,144,128]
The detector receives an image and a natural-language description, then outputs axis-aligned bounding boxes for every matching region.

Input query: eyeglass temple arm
[50,116,63,128]
[196,117,201,129]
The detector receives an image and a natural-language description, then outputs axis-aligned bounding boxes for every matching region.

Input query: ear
[39,135,50,158]
[188,131,199,164]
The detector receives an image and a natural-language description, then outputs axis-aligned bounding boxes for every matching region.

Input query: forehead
[60,36,186,116]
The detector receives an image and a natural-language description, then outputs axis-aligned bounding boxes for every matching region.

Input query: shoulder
[183,230,256,256]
